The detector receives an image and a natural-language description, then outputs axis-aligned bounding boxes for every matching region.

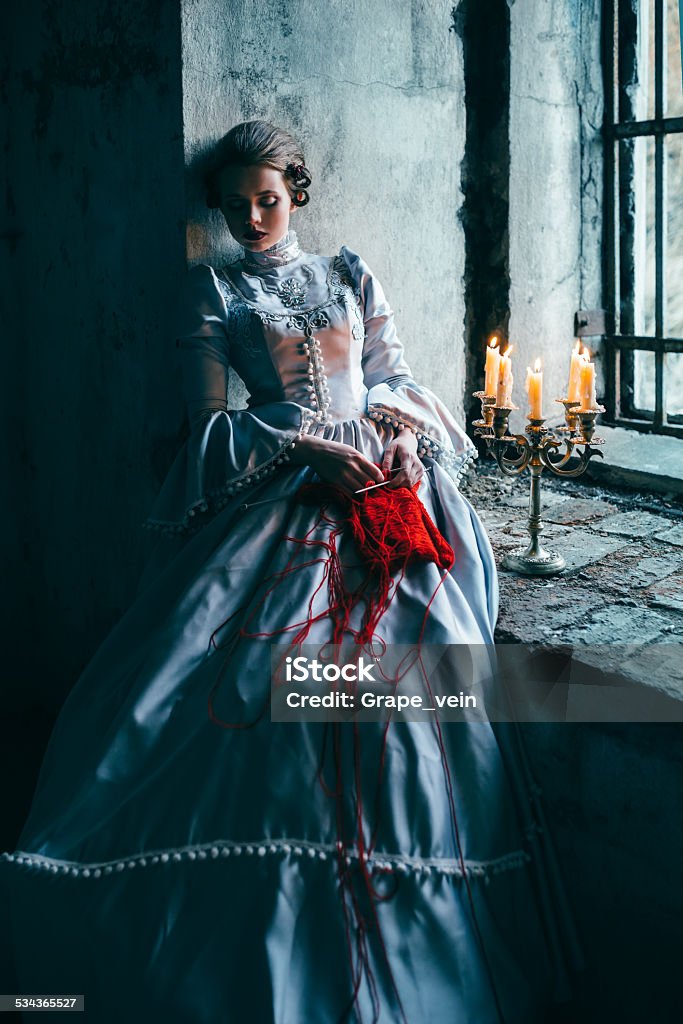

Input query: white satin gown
[2,229,583,1023]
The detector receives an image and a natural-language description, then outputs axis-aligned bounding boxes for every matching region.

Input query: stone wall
[1,0,186,708]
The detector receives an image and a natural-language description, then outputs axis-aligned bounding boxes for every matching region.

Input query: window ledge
[461,458,683,710]
[584,425,683,497]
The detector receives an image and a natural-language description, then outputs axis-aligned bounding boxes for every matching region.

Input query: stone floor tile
[495,576,610,643]
[490,522,569,548]
[493,531,627,573]
[619,643,683,701]
[653,523,683,547]
[541,498,619,525]
[500,491,570,511]
[554,534,628,572]
[643,573,683,613]
[594,510,676,538]
[577,547,683,591]
[478,508,521,531]
[561,605,673,645]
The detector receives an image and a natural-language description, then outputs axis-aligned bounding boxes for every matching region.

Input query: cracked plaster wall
[2,0,186,705]
[508,0,603,433]
[180,0,468,414]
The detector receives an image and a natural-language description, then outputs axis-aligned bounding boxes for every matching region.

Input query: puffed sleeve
[142,264,314,535]
[339,245,477,482]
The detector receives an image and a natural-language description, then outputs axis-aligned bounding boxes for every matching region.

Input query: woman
[3,121,582,1023]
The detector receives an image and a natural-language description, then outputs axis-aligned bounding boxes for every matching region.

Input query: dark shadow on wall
[450,0,511,426]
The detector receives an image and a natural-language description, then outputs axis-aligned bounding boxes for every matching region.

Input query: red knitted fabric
[298,477,454,572]
[295,474,455,645]
[350,481,454,572]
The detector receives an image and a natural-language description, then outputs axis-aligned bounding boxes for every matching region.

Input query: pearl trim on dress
[367,406,478,481]
[2,839,531,885]
[142,408,318,536]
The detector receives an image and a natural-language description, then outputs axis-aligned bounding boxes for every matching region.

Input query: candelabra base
[501,546,566,576]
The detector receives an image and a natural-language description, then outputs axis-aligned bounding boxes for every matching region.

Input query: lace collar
[241,229,303,270]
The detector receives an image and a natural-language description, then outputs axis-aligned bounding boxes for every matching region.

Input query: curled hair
[204,120,312,209]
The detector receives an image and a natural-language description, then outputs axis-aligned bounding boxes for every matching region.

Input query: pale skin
[217,163,424,495]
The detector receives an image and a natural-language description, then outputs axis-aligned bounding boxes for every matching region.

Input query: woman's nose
[246,206,261,226]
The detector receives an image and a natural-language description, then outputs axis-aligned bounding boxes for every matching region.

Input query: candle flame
[583,346,591,360]
[573,339,581,353]
[503,345,513,357]
[489,336,499,349]
[533,358,542,372]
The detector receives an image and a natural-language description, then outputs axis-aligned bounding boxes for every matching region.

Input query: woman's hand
[289,435,385,494]
[380,429,424,489]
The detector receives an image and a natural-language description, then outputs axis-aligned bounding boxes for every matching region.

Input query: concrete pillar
[508,0,603,432]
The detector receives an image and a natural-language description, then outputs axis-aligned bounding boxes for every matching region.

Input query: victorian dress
[2,229,582,1022]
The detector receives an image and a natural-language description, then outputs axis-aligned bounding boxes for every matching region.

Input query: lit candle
[484,337,500,397]
[567,340,585,403]
[496,345,514,407]
[578,347,597,411]
[526,358,543,419]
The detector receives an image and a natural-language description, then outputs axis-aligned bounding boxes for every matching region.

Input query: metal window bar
[602,0,683,437]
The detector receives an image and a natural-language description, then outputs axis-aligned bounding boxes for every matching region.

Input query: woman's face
[217,163,296,252]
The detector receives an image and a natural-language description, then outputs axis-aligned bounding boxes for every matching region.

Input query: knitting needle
[353,468,401,494]
[354,466,433,495]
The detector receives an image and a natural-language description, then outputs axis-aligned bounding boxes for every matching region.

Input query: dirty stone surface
[459,456,683,700]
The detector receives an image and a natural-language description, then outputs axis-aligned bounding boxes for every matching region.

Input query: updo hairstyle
[204,120,312,210]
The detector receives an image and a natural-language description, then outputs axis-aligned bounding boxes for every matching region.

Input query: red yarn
[295,475,454,645]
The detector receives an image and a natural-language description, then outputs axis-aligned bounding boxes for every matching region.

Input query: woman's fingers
[308,441,385,490]
[381,441,398,476]
[355,454,385,484]
[386,470,412,490]
[305,436,428,494]
[330,452,384,494]
[384,451,424,489]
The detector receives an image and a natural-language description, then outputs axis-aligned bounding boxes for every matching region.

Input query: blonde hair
[204,120,311,209]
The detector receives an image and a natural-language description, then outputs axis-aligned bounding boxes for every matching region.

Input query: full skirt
[3,418,583,1023]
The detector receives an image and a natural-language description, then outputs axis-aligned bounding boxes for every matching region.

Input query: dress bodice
[145,229,477,535]
[213,238,371,423]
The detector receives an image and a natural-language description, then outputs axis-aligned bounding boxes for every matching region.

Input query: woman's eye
[225,197,278,210]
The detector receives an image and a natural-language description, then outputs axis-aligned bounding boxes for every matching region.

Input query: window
[603,0,683,435]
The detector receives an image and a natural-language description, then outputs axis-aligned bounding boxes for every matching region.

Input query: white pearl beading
[301,335,331,425]
[367,406,478,482]
[1,839,531,885]
[142,408,318,537]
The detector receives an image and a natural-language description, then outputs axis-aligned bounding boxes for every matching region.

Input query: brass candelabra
[472,392,606,575]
